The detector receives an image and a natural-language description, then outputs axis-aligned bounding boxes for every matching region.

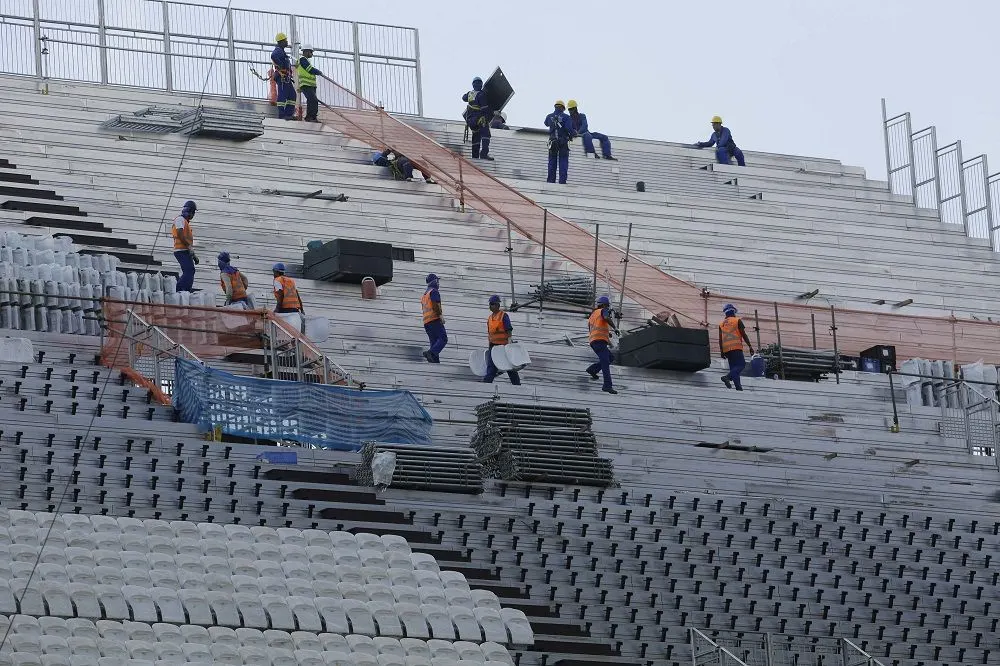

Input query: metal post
[880,99,891,191]
[592,224,600,305]
[904,112,917,205]
[840,638,850,666]
[162,0,173,92]
[505,220,517,308]
[539,209,548,312]
[956,140,969,236]
[351,22,363,98]
[413,28,423,116]
[930,127,943,219]
[984,155,994,241]
[810,312,817,350]
[225,8,238,98]
[96,0,109,84]
[617,223,633,314]
[753,309,761,351]
[888,371,900,433]
[830,305,840,385]
[774,303,785,380]
[763,633,774,666]
[31,0,43,81]
[457,158,465,212]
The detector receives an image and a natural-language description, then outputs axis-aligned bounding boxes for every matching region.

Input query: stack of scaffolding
[760,344,853,381]
[100,106,186,134]
[472,400,615,486]
[356,441,483,494]
[531,276,595,307]
[101,106,264,141]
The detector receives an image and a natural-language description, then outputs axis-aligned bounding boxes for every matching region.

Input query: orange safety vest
[421,291,441,324]
[274,275,302,310]
[487,311,510,345]
[588,308,610,343]
[220,270,248,302]
[719,316,744,353]
[171,216,192,250]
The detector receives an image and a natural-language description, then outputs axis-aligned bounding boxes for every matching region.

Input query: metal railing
[691,628,751,666]
[888,368,1000,465]
[708,631,887,666]
[121,307,201,400]
[882,99,998,249]
[263,314,360,388]
[0,0,422,115]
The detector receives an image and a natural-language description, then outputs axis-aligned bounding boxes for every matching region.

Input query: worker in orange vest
[586,295,619,394]
[171,200,198,292]
[421,273,447,363]
[272,263,304,313]
[218,252,250,308]
[719,303,754,391]
[483,295,521,385]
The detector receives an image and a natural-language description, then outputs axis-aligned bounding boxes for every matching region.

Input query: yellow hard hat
[554,100,565,108]
[711,115,723,124]
[567,99,578,109]
[275,32,288,42]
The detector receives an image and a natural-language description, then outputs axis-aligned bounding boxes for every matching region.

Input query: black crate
[860,345,896,372]
[303,239,393,285]
[617,325,711,372]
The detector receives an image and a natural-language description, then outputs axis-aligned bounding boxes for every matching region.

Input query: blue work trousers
[582,131,613,158]
[174,250,195,292]
[483,343,521,385]
[469,121,491,158]
[587,340,614,389]
[300,86,319,121]
[275,74,297,119]
[547,143,570,184]
[724,350,746,389]
[717,146,746,167]
[424,320,448,359]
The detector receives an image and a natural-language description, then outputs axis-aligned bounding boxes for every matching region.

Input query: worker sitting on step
[490,111,510,130]
[545,100,576,184]
[567,100,616,160]
[218,252,250,308]
[462,76,493,160]
[372,149,435,183]
[421,273,447,363]
[272,263,304,314]
[693,115,746,166]
[297,44,322,122]
[719,303,755,391]
[271,33,297,120]
[483,295,521,385]
[586,295,619,394]
[171,200,198,292]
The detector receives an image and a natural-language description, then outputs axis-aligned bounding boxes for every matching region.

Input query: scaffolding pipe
[540,209,548,312]
[592,224,600,305]
[617,223,632,314]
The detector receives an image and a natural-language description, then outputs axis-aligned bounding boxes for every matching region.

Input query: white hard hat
[500,111,507,121]
[301,44,314,51]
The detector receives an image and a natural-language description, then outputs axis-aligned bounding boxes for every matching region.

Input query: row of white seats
[0,581,533,643]
[0,615,514,661]
[0,653,510,666]
[0,512,412,554]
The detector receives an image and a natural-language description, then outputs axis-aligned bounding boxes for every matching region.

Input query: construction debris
[101,105,265,141]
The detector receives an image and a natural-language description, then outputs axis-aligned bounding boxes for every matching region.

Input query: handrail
[690,628,750,666]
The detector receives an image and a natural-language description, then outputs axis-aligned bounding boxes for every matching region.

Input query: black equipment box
[860,345,896,372]
[617,325,711,372]
[483,67,514,112]
[303,239,393,285]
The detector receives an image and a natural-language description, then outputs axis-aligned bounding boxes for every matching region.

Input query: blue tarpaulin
[173,359,433,451]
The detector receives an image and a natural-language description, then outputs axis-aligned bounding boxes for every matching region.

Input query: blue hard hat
[217,251,230,263]
[182,200,197,213]
[273,262,286,272]
[425,273,439,284]
[597,295,610,305]
[489,294,501,304]
[723,303,737,315]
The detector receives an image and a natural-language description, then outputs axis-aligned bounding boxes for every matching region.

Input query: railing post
[505,219,517,308]
[162,0,173,92]
[888,370,900,433]
[539,209,547,312]
[774,303,785,380]
[226,7,238,98]
[763,632,773,666]
[413,28,423,116]
[351,22,363,98]
[592,224,600,305]
[31,0,43,81]
[880,99,891,193]
[956,140,970,236]
[830,305,840,385]
[96,0,109,84]
[753,309,761,351]
[617,223,633,314]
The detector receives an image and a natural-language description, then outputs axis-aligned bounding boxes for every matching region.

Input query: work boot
[603,155,618,161]
[602,386,618,395]
[593,154,601,160]
[721,376,733,389]
[735,385,744,392]
[480,154,495,161]
[422,351,434,363]
[587,370,599,381]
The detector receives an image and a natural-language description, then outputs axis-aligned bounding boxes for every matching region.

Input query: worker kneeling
[719,304,755,391]
[483,295,521,385]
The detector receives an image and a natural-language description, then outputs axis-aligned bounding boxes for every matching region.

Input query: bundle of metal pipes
[101,105,264,141]
[760,344,853,381]
[472,401,615,486]
[530,276,596,307]
[357,441,484,494]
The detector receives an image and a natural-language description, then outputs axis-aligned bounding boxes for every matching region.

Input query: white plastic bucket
[469,349,489,377]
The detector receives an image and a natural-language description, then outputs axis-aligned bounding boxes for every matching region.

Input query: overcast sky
[221,0,997,181]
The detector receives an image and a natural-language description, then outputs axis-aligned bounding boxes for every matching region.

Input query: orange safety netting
[315,76,1000,364]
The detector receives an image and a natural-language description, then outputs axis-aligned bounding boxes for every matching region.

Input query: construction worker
[719,304,755,391]
[217,252,250,308]
[372,149,435,183]
[272,263,303,313]
[271,33,297,120]
[544,101,576,184]
[483,295,521,385]
[421,273,447,363]
[567,100,616,160]
[171,200,198,292]
[586,295,618,394]
[297,44,322,122]
[462,77,493,160]
[490,111,509,130]
[694,116,746,166]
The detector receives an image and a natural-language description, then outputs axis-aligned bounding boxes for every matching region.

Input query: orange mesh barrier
[315,76,1000,364]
